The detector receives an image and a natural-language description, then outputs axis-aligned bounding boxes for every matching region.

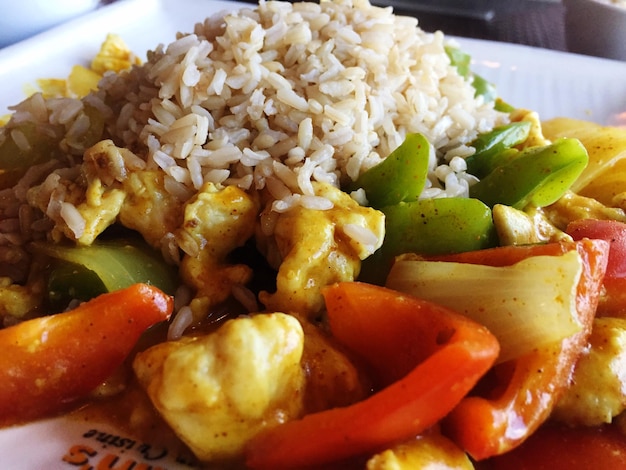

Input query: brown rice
[1,0,508,282]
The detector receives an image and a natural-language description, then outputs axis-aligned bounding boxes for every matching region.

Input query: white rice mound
[92,0,507,208]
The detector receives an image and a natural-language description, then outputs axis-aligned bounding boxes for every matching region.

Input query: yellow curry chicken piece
[259,182,385,317]
[177,182,260,318]
[492,203,570,246]
[553,317,626,427]
[133,312,305,464]
[24,166,121,245]
[72,178,126,245]
[26,140,181,247]
[118,170,184,249]
[366,431,475,470]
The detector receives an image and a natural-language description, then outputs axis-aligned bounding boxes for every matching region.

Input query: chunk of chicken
[119,170,184,249]
[26,168,125,245]
[259,182,385,317]
[366,431,474,470]
[177,183,260,319]
[74,178,126,244]
[133,313,305,464]
[492,203,570,246]
[495,191,626,248]
[553,317,626,427]
[27,140,186,247]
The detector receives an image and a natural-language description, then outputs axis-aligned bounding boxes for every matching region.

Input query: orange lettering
[62,444,98,467]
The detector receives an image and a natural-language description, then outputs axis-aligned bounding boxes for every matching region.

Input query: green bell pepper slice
[465,122,532,179]
[34,237,178,309]
[46,262,108,310]
[469,137,589,209]
[360,198,497,284]
[349,133,430,208]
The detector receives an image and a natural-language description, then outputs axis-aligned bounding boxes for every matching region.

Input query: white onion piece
[386,250,584,363]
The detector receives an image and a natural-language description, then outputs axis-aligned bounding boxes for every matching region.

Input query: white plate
[1,0,626,468]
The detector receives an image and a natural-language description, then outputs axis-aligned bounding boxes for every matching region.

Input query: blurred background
[374,0,566,51]
[0,0,565,51]
[1,0,623,61]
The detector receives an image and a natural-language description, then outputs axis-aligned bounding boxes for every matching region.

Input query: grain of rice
[187,156,203,189]
[0,218,20,234]
[449,156,467,173]
[272,194,300,213]
[60,202,86,238]
[300,194,334,210]
[163,174,194,201]
[265,175,292,200]
[168,305,194,340]
[225,173,254,190]
[204,168,230,185]
[153,149,176,169]
[231,283,260,313]
[160,232,181,265]
[10,129,31,152]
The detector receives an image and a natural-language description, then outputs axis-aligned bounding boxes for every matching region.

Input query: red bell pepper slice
[566,219,626,315]
[245,282,499,469]
[438,239,609,460]
[0,283,173,426]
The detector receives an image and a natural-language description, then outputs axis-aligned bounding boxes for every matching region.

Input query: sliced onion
[386,250,583,363]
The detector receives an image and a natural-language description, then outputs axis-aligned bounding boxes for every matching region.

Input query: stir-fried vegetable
[0,284,173,426]
[542,117,626,194]
[0,122,59,189]
[469,137,589,209]
[380,198,497,256]
[465,122,532,179]
[387,250,584,363]
[438,239,609,460]
[361,197,497,283]
[0,122,59,171]
[33,237,178,309]
[245,282,499,469]
[0,104,104,189]
[349,133,430,208]
[2,3,625,468]
[566,219,626,315]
